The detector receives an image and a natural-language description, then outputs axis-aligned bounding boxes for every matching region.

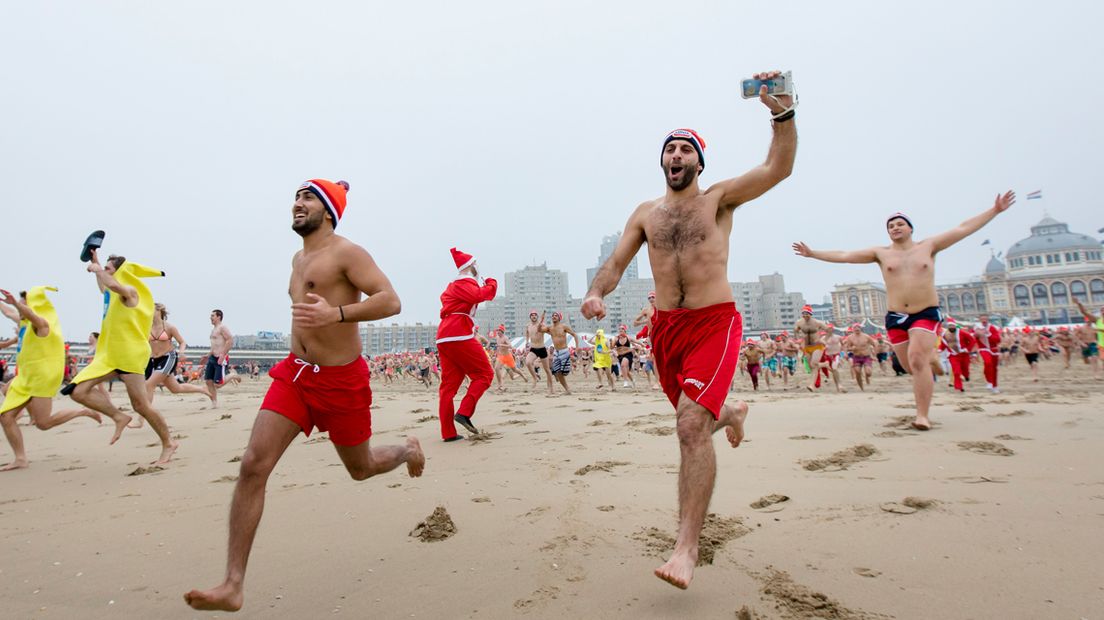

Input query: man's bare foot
[654,551,696,589]
[911,418,931,431]
[81,409,103,424]
[110,414,133,444]
[184,582,243,611]
[405,436,425,477]
[154,441,179,465]
[719,401,749,448]
[1,459,29,471]
[127,417,145,429]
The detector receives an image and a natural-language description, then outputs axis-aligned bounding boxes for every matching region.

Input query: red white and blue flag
[1026,190,1042,200]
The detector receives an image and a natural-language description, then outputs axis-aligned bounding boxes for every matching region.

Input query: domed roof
[985,256,1006,274]
[1006,216,1101,257]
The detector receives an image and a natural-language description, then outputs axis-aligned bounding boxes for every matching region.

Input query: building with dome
[935,215,1104,325]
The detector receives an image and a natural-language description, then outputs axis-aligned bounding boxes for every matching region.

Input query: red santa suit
[940,327,977,392]
[435,248,497,441]
[974,322,1001,389]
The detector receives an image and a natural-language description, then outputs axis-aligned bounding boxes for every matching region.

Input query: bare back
[289,236,366,366]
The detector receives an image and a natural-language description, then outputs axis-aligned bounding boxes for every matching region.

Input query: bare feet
[911,418,931,431]
[110,413,133,444]
[184,581,243,611]
[154,441,179,465]
[405,436,425,477]
[1,459,29,471]
[719,401,749,448]
[81,409,103,424]
[654,550,696,589]
[127,417,145,429]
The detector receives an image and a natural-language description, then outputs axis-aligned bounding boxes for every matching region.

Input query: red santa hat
[450,247,476,272]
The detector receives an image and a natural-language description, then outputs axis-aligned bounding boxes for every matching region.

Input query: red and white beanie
[450,247,476,272]
[299,179,350,229]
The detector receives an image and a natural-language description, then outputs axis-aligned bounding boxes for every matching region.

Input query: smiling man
[793,191,1016,430]
[581,70,797,590]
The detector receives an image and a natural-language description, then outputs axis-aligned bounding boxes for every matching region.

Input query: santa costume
[435,248,498,441]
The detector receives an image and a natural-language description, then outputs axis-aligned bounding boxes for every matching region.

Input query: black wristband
[773,109,795,123]
[338,306,345,323]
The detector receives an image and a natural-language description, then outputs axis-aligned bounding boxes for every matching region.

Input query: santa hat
[801,305,813,314]
[300,179,350,228]
[886,212,913,231]
[450,247,476,272]
[662,129,707,171]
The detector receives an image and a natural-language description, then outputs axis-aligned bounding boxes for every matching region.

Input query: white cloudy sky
[3,1,1100,341]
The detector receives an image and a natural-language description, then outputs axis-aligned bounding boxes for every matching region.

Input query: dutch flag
[1026,190,1042,200]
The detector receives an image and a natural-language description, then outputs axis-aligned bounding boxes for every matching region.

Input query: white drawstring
[292,357,319,382]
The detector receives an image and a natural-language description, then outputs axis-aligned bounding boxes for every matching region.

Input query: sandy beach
[2,361,1102,619]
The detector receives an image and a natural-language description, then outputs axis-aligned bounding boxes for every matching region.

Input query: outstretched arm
[582,206,646,319]
[1075,299,1099,323]
[709,70,797,210]
[0,290,48,337]
[792,242,878,264]
[929,191,1015,253]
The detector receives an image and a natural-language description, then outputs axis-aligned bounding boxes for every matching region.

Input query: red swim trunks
[885,306,943,346]
[261,354,373,446]
[651,302,743,419]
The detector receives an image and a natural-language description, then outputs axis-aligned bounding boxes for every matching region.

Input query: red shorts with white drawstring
[651,302,743,419]
[260,354,373,446]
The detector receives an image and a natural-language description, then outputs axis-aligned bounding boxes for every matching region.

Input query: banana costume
[71,262,164,383]
[1,287,64,414]
[592,328,612,369]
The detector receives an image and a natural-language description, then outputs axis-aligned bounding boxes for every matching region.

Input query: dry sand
[1,361,1102,619]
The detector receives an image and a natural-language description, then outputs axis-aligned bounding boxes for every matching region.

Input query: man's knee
[675,403,712,445]
[347,464,375,481]
[239,448,278,482]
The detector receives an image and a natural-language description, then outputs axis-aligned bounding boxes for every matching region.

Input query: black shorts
[145,351,179,380]
[618,352,634,365]
[530,347,548,360]
[1025,352,1040,364]
[876,352,889,362]
[204,355,227,384]
[419,368,429,377]
[884,306,943,344]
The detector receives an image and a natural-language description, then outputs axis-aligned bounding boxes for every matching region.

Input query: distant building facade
[233,331,290,350]
[585,231,639,290]
[360,323,438,356]
[831,282,889,326]
[731,273,806,332]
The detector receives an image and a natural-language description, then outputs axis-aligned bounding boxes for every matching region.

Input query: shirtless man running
[1021,326,1043,382]
[779,333,799,387]
[822,326,845,393]
[581,71,796,589]
[632,290,657,337]
[843,324,877,391]
[794,190,1016,430]
[524,311,553,394]
[205,310,235,408]
[548,311,583,394]
[492,325,527,390]
[794,306,829,391]
[758,332,776,389]
[1054,326,1075,370]
[185,179,424,612]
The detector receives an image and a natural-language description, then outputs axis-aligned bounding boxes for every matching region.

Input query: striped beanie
[662,128,706,171]
[300,179,350,229]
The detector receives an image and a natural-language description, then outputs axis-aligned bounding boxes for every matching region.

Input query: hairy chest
[644,202,719,253]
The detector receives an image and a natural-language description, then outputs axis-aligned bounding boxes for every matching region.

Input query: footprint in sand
[634,514,749,565]
[880,496,939,514]
[126,466,165,477]
[574,460,630,476]
[471,496,490,503]
[801,444,879,472]
[409,408,429,414]
[750,494,790,510]
[227,456,242,463]
[757,568,882,619]
[788,435,826,440]
[219,413,232,420]
[852,567,882,578]
[303,436,330,445]
[501,419,536,426]
[990,409,1032,417]
[415,416,436,423]
[957,441,1014,456]
[212,475,239,483]
[954,404,984,412]
[587,420,609,426]
[640,426,675,436]
[994,434,1032,441]
[469,431,503,443]
[597,505,615,512]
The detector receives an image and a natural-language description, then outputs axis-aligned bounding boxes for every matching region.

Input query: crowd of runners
[1,69,1102,612]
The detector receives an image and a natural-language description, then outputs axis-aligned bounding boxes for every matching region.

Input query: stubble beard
[292,211,326,237]
[664,163,698,191]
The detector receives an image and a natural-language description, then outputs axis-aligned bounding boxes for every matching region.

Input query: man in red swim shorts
[185,179,425,613]
[582,70,797,590]
[794,190,1017,430]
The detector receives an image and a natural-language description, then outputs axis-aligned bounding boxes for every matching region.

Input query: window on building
[1031,283,1049,306]
[976,291,986,311]
[1092,279,1104,303]
[962,292,975,311]
[1046,254,1055,265]
[947,294,960,313]
[849,294,860,315]
[1071,280,1088,303]
[1051,282,1068,306]
[1013,284,1030,307]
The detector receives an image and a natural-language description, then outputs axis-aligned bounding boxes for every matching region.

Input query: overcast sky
[3,1,1100,342]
